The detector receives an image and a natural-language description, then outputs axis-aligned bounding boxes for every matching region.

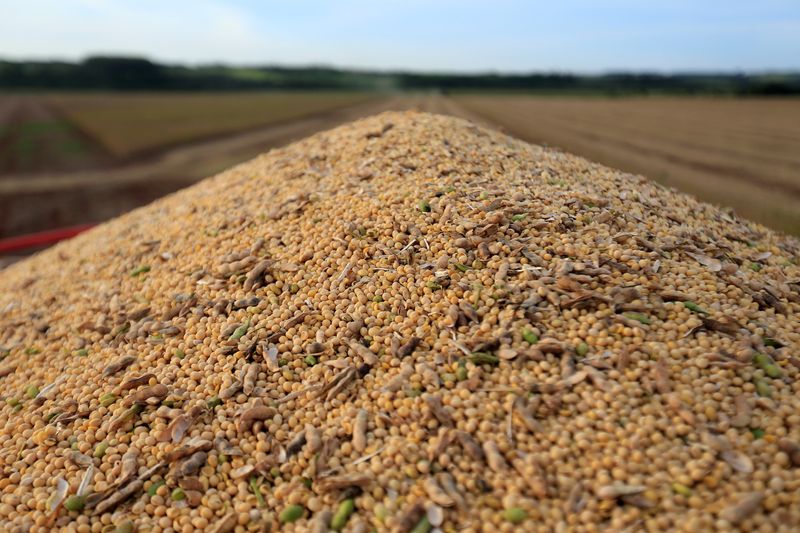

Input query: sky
[1,0,799,73]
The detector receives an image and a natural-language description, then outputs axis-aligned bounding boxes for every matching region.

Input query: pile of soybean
[0,112,799,533]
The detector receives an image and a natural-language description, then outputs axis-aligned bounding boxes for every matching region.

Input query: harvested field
[0,112,798,532]
[48,92,377,157]
[2,94,798,241]
[454,96,800,235]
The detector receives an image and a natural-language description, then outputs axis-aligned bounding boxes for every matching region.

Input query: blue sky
[1,0,799,72]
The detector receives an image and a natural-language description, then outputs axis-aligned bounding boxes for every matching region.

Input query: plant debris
[0,112,797,531]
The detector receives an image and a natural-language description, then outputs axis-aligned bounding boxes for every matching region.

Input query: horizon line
[2,55,799,78]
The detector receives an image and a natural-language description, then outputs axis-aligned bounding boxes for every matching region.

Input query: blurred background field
[2,88,799,240]
[1,1,799,252]
[455,95,800,235]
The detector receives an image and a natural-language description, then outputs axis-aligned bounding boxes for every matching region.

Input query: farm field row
[454,95,800,235]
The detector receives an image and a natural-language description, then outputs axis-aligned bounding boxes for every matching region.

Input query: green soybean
[229,319,250,340]
[93,441,109,458]
[147,480,165,496]
[522,328,539,344]
[279,504,304,524]
[503,507,527,524]
[754,378,772,397]
[64,495,85,512]
[331,498,355,530]
[99,393,117,407]
[753,353,782,378]
[672,483,692,497]
[576,342,589,357]
[624,312,651,325]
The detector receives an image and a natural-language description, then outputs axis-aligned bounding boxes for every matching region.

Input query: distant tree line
[1,56,799,95]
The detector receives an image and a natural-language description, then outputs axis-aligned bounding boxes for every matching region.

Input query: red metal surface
[0,224,96,254]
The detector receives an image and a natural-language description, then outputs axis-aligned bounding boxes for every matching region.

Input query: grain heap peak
[0,111,798,532]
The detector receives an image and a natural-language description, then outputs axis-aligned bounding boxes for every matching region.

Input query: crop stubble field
[0,92,799,239]
[454,95,800,235]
